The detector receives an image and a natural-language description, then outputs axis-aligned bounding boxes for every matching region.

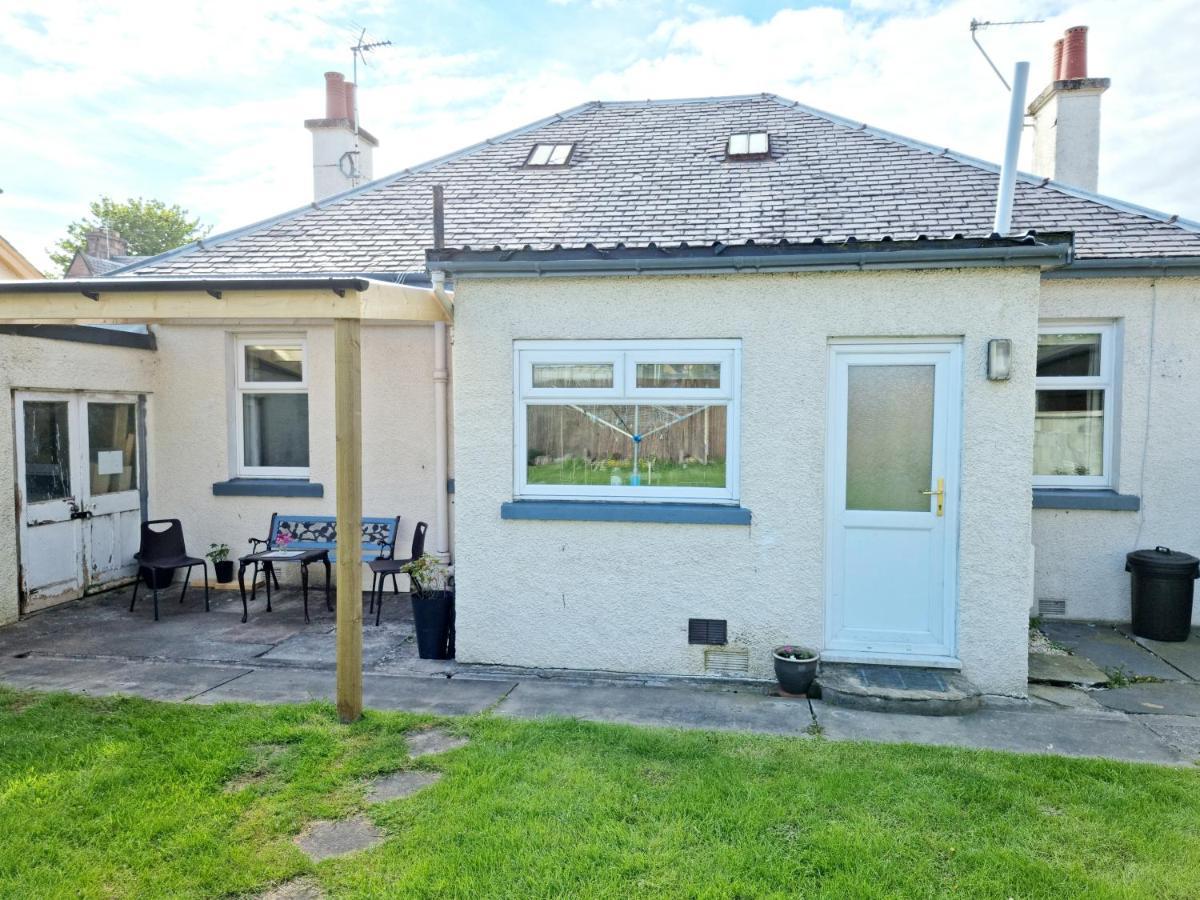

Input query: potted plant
[207,543,235,584]
[773,645,819,695]
[402,554,455,660]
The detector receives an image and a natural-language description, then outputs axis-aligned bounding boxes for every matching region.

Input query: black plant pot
[214,560,235,584]
[411,590,455,660]
[773,647,819,695]
[140,566,175,589]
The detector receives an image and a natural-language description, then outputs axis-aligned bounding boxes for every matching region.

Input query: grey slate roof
[76,253,148,275]
[123,94,1200,278]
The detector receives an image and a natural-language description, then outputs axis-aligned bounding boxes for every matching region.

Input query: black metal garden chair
[369,521,427,626]
[129,518,210,621]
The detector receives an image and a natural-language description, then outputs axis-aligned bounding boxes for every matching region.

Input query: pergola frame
[0,275,449,722]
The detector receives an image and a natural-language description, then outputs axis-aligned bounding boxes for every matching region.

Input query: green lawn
[2,688,1199,898]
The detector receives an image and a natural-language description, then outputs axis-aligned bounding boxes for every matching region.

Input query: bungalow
[1,27,1198,699]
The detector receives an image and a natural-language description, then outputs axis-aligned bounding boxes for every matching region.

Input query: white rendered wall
[1029,88,1105,192]
[149,323,440,589]
[308,125,375,202]
[452,268,1041,696]
[0,335,157,624]
[1034,277,1200,623]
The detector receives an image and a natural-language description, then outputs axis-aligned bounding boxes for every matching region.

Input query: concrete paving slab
[1093,682,1200,717]
[190,667,515,716]
[1039,621,1185,680]
[498,681,816,736]
[367,770,442,803]
[258,627,406,668]
[1123,630,1200,680]
[406,728,469,758]
[1136,715,1200,760]
[1028,684,1104,710]
[256,877,327,900]
[1028,652,1109,686]
[294,816,384,862]
[811,701,1186,765]
[0,654,251,701]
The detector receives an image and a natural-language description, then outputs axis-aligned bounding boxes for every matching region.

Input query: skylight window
[527,143,574,166]
[727,132,769,157]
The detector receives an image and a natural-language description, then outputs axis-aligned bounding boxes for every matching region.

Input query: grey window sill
[212,479,324,498]
[501,500,751,525]
[1033,488,1140,511]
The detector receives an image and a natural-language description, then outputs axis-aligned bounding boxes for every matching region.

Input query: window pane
[747,132,769,154]
[548,144,572,165]
[245,345,303,383]
[243,394,309,469]
[1034,390,1104,477]
[728,133,749,155]
[88,403,137,495]
[526,404,726,489]
[23,401,71,503]
[528,144,552,165]
[846,365,934,511]
[532,363,613,389]
[636,363,721,389]
[1037,333,1100,377]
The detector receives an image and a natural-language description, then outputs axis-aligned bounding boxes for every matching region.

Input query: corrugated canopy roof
[121,94,1200,278]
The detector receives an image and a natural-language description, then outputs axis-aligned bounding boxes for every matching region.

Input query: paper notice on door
[96,450,124,475]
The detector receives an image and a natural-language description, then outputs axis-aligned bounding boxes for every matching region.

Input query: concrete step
[814,663,981,716]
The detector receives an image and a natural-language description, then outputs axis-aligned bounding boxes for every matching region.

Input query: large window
[514,340,741,502]
[235,337,309,478]
[1034,323,1117,488]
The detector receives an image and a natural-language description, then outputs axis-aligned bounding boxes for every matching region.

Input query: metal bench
[237,513,401,622]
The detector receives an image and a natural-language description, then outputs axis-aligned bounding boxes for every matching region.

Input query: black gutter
[1042,257,1200,279]
[427,236,1073,278]
[0,276,373,298]
[0,324,156,350]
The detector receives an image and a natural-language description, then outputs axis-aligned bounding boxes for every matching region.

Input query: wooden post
[334,318,363,723]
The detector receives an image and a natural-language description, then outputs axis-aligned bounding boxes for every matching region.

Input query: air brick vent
[704,647,750,675]
[688,618,728,645]
[1039,597,1067,617]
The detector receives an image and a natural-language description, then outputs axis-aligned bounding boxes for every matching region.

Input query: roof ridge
[763,93,1200,236]
[109,99,607,275]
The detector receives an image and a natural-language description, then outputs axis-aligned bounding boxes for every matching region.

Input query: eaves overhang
[0,275,373,299]
[1042,257,1200,279]
[426,233,1074,279]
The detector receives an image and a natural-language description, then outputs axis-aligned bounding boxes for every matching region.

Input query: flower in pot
[773,645,819,695]
[401,554,455,660]
[207,543,235,584]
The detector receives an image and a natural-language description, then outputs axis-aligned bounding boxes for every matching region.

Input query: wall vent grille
[1039,597,1067,617]
[704,647,749,675]
[688,618,728,645]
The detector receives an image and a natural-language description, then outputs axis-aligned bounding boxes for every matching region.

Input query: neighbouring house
[64,229,147,277]
[0,234,41,280]
[1,27,1197,698]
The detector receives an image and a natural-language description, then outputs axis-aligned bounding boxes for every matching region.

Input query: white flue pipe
[992,61,1030,236]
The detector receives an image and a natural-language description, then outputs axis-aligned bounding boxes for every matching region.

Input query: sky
[1,0,1197,273]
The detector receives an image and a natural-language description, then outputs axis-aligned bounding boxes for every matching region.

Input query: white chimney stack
[304,71,379,202]
[1027,26,1110,192]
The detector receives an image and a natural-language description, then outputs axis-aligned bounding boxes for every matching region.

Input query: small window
[1034,323,1117,488]
[727,132,769,157]
[235,336,309,478]
[526,143,574,166]
[515,340,740,503]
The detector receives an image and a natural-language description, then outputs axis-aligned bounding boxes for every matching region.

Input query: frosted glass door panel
[845,364,934,512]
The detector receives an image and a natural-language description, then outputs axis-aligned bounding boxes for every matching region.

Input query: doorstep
[814,663,982,716]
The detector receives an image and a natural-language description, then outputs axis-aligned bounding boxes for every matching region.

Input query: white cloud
[1,0,1197,271]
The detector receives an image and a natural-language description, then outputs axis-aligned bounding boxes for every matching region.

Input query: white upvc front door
[14,391,143,613]
[825,342,962,665]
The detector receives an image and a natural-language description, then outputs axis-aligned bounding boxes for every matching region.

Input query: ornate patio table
[237,548,331,624]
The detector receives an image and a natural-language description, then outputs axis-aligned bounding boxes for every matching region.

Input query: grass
[1105,666,1165,688]
[3,689,1200,898]
[527,457,726,488]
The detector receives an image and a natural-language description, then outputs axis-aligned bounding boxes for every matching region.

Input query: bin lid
[1126,546,1200,575]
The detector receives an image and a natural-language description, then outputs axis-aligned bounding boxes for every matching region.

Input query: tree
[50,196,211,274]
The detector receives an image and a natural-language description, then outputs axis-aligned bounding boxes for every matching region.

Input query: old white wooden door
[15,392,143,613]
[824,342,962,665]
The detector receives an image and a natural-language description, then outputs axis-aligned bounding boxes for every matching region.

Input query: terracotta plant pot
[773,646,819,695]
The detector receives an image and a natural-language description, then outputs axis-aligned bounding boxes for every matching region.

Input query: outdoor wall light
[987,339,1012,381]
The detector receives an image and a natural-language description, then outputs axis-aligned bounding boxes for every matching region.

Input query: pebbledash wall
[452,268,1041,696]
[0,334,158,625]
[149,323,442,588]
[1033,276,1200,624]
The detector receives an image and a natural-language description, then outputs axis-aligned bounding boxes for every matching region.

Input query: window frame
[233,335,310,479]
[727,132,770,158]
[513,339,741,504]
[1033,321,1118,489]
[525,143,575,167]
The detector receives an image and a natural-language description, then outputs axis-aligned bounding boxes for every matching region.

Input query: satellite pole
[970,18,1043,91]
[347,28,392,184]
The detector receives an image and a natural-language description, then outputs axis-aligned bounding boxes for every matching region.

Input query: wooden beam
[334,317,363,723]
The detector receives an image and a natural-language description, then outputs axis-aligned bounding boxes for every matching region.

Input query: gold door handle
[920,478,945,516]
